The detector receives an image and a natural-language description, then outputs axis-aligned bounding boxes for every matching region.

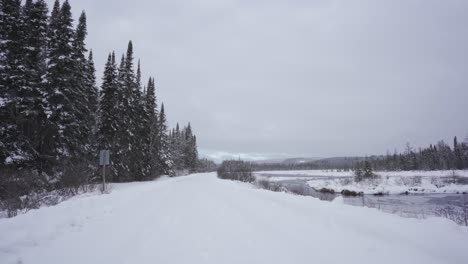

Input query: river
[255,174,468,226]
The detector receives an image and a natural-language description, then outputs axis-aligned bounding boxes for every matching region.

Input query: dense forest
[252,137,468,172]
[0,0,200,213]
[357,137,468,171]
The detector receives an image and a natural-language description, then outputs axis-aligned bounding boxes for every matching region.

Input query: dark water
[260,176,468,226]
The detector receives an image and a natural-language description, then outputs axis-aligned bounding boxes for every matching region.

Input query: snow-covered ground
[307,176,468,195]
[1,173,468,264]
[255,170,468,194]
[255,169,468,179]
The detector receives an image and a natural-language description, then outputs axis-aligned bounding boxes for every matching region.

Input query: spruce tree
[136,59,142,92]
[44,0,87,180]
[72,10,98,164]
[98,52,119,181]
[454,136,464,170]
[20,0,49,171]
[158,103,173,175]
[86,50,98,130]
[184,123,198,172]
[170,123,185,170]
[112,53,126,181]
[144,77,160,178]
[111,54,126,181]
[363,161,374,178]
[130,56,148,181]
[122,41,144,181]
[0,0,31,166]
[113,45,135,181]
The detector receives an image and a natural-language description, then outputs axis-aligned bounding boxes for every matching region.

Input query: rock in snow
[0,173,467,264]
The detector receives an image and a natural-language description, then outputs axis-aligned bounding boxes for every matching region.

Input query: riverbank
[307,175,468,195]
[254,170,468,194]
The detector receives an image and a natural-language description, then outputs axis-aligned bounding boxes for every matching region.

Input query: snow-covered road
[1,173,467,264]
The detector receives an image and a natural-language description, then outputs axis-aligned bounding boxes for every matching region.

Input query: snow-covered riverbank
[1,173,468,264]
[255,169,468,178]
[255,170,468,194]
[307,176,468,195]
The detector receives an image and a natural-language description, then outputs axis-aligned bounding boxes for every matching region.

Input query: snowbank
[255,169,353,177]
[307,176,468,195]
[1,173,467,264]
[256,169,468,178]
[256,170,468,193]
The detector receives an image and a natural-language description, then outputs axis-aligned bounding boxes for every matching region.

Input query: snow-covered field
[255,170,468,194]
[1,173,468,264]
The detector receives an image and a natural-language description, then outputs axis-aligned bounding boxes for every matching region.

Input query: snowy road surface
[1,173,467,264]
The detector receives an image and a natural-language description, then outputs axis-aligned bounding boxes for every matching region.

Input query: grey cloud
[47,0,468,160]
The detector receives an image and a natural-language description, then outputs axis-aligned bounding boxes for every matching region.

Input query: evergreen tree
[158,103,173,175]
[0,0,27,166]
[98,52,119,181]
[112,53,130,181]
[463,137,468,168]
[453,136,464,170]
[353,162,363,181]
[363,160,374,178]
[177,123,186,170]
[143,77,159,178]
[123,41,146,181]
[1,0,201,217]
[85,50,98,131]
[113,41,146,181]
[136,59,142,92]
[71,10,98,169]
[184,123,198,172]
[44,0,80,163]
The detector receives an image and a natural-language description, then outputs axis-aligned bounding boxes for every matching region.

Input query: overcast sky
[47,0,468,161]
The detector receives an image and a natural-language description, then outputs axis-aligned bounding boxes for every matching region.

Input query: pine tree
[131,57,148,181]
[71,10,98,170]
[113,42,144,181]
[98,52,120,181]
[184,123,198,172]
[0,0,32,167]
[86,50,98,131]
[18,0,49,172]
[158,103,173,175]
[463,137,468,169]
[363,160,374,178]
[110,53,126,181]
[136,59,142,92]
[453,136,464,170]
[173,123,186,170]
[43,0,94,185]
[353,162,363,181]
[123,41,146,181]
[143,77,160,177]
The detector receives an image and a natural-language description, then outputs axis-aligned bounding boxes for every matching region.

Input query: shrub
[0,160,98,218]
[341,189,362,196]
[319,188,335,194]
[217,160,254,182]
[354,160,378,182]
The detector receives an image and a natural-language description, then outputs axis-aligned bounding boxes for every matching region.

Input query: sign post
[99,150,110,192]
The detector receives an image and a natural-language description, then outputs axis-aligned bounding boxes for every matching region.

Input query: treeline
[169,123,198,174]
[251,158,358,171]
[0,0,198,211]
[360,137,468,171]
[196,158,218,173]
[252,137,468,172]
[217,160,254,182]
